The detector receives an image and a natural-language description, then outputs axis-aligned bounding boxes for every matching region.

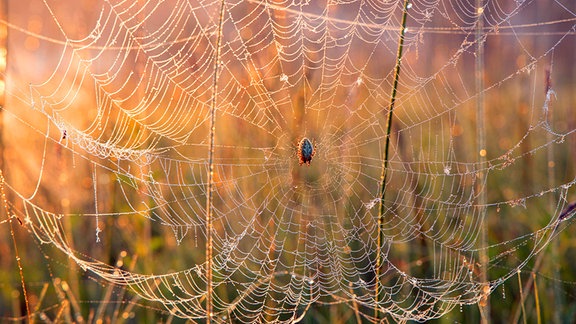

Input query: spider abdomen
[297,137,315,166]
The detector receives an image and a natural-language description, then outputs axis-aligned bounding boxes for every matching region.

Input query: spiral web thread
[2,0,576,322]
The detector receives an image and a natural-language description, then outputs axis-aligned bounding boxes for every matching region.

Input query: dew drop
[509,198,526,208]
[365,198,379,209]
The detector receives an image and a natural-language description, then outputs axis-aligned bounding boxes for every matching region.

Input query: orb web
[1,0,576,322]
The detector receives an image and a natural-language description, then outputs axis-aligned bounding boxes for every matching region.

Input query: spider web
[2,0,576,322]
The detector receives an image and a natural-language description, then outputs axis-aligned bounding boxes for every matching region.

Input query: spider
[297,137,315,166]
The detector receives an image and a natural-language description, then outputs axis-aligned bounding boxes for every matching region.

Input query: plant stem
[533,272,541,324]
[206,1,226,322]
[2,175,31,321]
[375,0,410,319]
[517,271,527,324]
[475,1,490,322]
[545,64,562,324]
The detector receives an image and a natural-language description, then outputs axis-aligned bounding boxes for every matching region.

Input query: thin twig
[375,0,410,319]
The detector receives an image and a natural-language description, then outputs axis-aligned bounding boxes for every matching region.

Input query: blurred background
[1,0,575,322]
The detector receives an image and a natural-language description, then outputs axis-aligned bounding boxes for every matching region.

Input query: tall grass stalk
[475,1,490,322]
[533,273,541,324]
[134,3,154,317]
[517,271,527,324]
[2,173,31,321]
[375,0,409,319]
[206,0,226,321]
[61,281,81,322]
[0,0,6,184]
[348,283,362,323]
[31,283,49,324]
[511,254,543,323]
[545,64,562,324]
[52,278,72,322]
